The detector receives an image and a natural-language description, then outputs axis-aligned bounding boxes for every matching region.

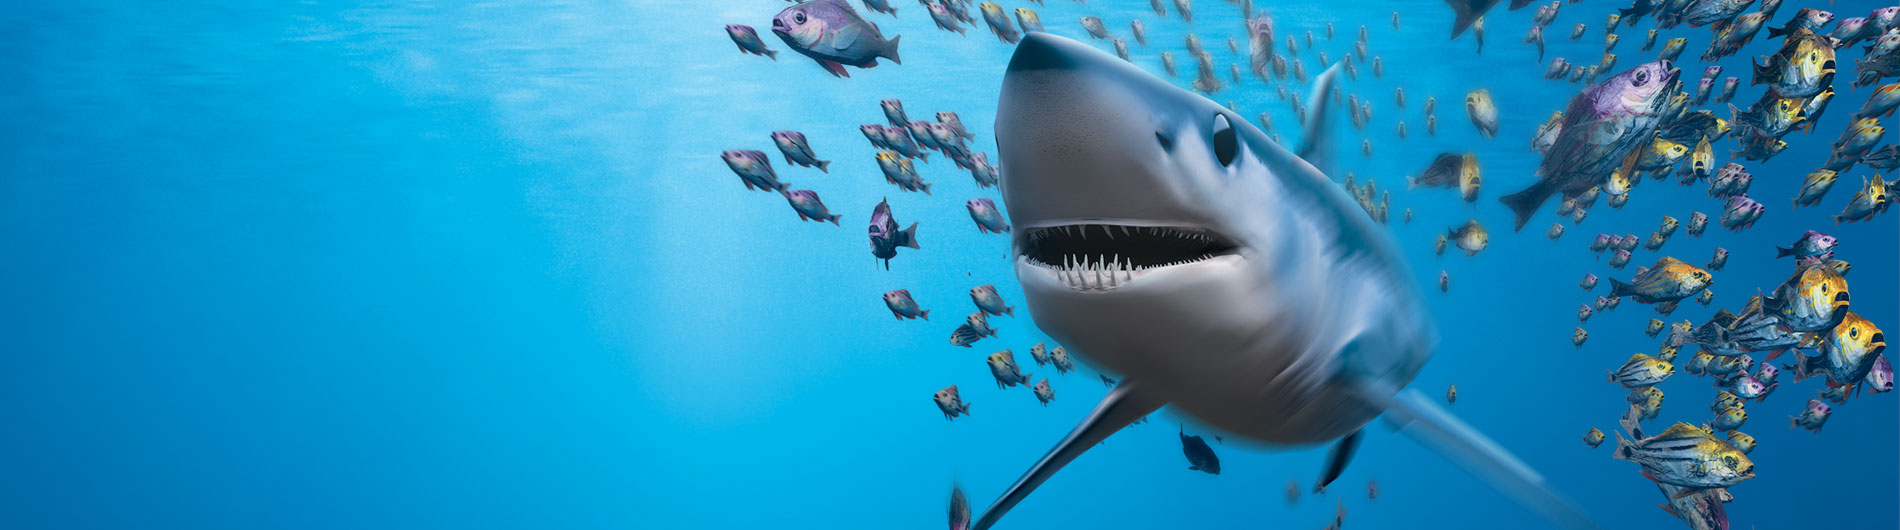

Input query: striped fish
[1609,353,1675,388]
[1613,421,1755,491]
[1620,406,1735,530]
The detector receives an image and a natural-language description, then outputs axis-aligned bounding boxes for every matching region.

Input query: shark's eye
[1212,114,1238,166]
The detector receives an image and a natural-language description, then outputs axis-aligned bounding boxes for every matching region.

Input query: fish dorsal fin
[1660,423,1705,438]
[1298,62,1344,177]
[1627,353,1648,364]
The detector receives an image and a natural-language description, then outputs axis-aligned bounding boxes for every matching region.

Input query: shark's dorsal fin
[972,379,1167,530]
[1354,381,1603,530]
[1297,62,1344,178]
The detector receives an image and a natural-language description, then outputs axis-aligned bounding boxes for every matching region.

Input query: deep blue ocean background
[2,1,1895,529]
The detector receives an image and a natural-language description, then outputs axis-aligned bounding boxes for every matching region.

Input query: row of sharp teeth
[1028,225,1216,242]
[1042,254,1139,291]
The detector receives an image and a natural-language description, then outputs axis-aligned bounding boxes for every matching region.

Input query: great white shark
[974,33,1600,530]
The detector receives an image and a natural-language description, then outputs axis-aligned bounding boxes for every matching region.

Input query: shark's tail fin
[1499,178,1557,232]
[1362,384,1603,530]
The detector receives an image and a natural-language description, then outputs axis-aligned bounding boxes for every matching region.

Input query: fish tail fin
[1765,25,1790,39]
[963,402,972,415]
[1004,305,1015,317]
[817,159,831,173]
[886,34,903,64]
[1499,179,1556,231]
[827,214,841,225]
[1750,58,1774,86]
[902,222,921,249]
[1608,370,1618,383]
[1606,277,1633,297]
[922,181,933,195]
[766,49,778,60]
[920,309,930,321]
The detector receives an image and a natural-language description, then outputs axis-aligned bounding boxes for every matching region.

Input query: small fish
[969,284,1014,317]
[1584,427,1606,448]
[1719,194,1765,230]
[875,151,932,194]
[1548,223,1565,240]
[1161,52,1178,78]
[1790,398,1832,432]
[1589,234,1613,253]
[883,289,929,320]
[1078,16,1109,39]
[1696,289,1714,306]
[1751,28,1835,98]
[1014,8,1043,33]
[860,0,897,17]
[1465,89,1498,138]
[966,199,1010,234]
[1774,230,1838,261]
[1581,273,1600,290]
[1180,426,1221,474]
[1833,174,1891,224]
[934,385,972,419]
[868,198,920,269]
[1611,249,1632,269]
[781,189,842,225]
[978,3,1019,44]
[1726,372,1775,402]
[1532,110,1564,154]
[986,349,1032,388]
[879,125,931,161]
[1768,8,1835,40]
[1029,342,1050,366]
[1439,270,1451,293]
[1032,378,1054,405]
[721,149,789,192]
[1574,327,1590,348]
[860,124,892,149]
[1707,247,1728,271]
[1706,162,1753,198]
[1611,353,1675,387]
[1701,11,1767,61]
[1786,312,1887,387]
[1447,220,1489,256]
[1175,0,1193,24]
[1642,29,1659,51]
[1710,403,1747,431]
[1658,38,1686,62]
[1132,19,1148,46]
[1612,422,1754,492]
[770,130,831,172]
[1579,303,1594,322]
[1754,363,1779,385]
[1571,23,1586,40]
[1716,77,1740,103]
[726,24,780,60]
[1864,355,1894,393]
[1725,431,1754,454]
[1609,257,1713,304]
[967,152,999,189]
[926,2,967,34]
[1646,318,1667,337]
[1643,231,1668,251]
[1446,384,1458,404]
[1050,346,1074,375]
[772,0,902,77]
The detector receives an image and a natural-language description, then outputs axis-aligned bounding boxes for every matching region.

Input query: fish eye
[1634,70,1649,86]
[793,12,806,24]
[1212,114,1239,167]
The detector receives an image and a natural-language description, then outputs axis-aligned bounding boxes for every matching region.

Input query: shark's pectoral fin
[1297,62,1344,178]
[1351,382,1602,530]
[1314,429,1362,493]
[972,379,1167,530]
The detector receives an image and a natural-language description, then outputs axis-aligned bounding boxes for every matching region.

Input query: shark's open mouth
[1019,224,1239,291]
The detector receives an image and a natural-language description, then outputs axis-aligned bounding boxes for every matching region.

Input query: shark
[973,33,1600,530]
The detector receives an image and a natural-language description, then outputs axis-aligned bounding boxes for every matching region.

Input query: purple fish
[967,152,1000,189]
[1866,356,1894,393]
[966,198,1010,234]
[1581,273,1599,290]
[725,24,779,60]
[869,198,920,269]
[1708,247,1729,270]
[1774,230,1837,261]
[773,0,902,78]
[969,284,1015,317]
[1502,61,1679,230]
[1791,398,1831,432]
[781,189,842,225]
[881,99,909,127]
[721,149,789,192]
[1720,194,1765,230]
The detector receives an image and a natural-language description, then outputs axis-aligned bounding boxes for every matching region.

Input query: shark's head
[996,33,1432,443]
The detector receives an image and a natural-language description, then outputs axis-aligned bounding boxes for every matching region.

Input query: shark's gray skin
[974,33,1599,530]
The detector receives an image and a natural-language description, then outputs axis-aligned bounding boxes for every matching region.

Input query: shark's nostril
[1156,131,1173,151]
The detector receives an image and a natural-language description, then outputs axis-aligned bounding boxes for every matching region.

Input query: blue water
[2,1,1895,529]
